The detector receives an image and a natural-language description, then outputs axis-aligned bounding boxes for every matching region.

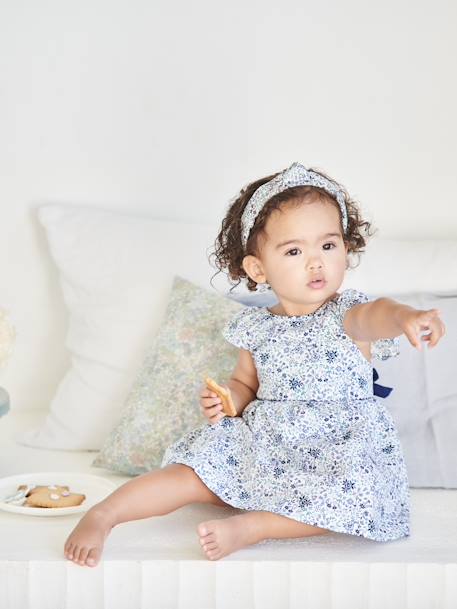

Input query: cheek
[269,263,292,281]
[336,256,348,273]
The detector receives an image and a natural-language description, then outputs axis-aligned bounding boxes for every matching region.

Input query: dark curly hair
[209,164,377,293]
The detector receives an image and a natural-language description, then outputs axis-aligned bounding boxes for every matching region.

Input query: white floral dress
[161,288,411,542]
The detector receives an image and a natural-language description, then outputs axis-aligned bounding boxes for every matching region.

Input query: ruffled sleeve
[335,288,371,325]
[336,289,400,361]
[221,306,258,351]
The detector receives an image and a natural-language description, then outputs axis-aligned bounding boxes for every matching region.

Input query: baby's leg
[198,511,330,561]
[65,463,229,567]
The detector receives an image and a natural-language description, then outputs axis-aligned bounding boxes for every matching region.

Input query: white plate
[0,472,118,516]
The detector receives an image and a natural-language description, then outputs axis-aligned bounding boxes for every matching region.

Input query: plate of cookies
[0,472,118,516]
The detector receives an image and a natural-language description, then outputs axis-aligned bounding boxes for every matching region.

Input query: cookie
[25,489,86,508]
[204,377,237,417]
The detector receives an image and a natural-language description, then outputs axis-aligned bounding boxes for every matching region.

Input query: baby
[64,162,445,567]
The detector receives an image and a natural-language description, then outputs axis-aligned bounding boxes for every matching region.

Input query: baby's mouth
[307,279,326,289]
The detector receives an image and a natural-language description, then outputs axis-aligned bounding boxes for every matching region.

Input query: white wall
[1,0,456,409]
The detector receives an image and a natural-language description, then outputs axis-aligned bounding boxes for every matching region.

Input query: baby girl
[64,161,445,566]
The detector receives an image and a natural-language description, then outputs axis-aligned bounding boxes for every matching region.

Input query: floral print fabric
[161,288,411,541]
[93,275,244,474]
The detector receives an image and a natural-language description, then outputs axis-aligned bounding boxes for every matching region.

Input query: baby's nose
[308,260,323,270]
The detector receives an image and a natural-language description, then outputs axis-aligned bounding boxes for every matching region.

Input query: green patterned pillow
[92,275,245,475]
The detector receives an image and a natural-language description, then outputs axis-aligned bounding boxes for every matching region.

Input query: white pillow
[18,206,234,450]
[17,204,457,451]
[340,238,457,294]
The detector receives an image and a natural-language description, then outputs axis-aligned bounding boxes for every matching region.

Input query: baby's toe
[78,547,89,565]
[197,523,209,537]
[71,546,80,563]
[200,533,215,545]
[86,548,101,567]
[65,542,74,559]
[75,547,86,564]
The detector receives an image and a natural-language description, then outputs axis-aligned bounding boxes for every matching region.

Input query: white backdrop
[1,0,456,409]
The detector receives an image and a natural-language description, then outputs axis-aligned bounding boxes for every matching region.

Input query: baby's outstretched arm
[344,298,446,351]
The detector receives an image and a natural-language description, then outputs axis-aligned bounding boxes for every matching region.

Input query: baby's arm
[203,349,257,422]
[225,348,259,416]
[344,298,446,350]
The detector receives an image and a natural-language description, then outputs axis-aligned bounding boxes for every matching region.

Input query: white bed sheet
[1,409,456,609]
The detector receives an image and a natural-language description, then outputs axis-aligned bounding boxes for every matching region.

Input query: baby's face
[250,200,348,315]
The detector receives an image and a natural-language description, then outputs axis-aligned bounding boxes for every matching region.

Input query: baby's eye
[285,243,336,256]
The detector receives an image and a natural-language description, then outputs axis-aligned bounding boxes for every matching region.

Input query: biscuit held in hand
[204,377,237,417]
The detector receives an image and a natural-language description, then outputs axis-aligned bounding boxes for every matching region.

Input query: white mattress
[1,409,456,609]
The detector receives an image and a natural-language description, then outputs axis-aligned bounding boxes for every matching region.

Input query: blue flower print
[289,377,303,391]
[342,479,356,493]
[325,350,338,363]
[299,496,312,508]
[382,444,395,454]
[227,454,239,467]
[307,447,321,459]
[357,375,367,389]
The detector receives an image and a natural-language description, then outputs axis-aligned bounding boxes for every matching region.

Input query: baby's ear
[242,255,266,284]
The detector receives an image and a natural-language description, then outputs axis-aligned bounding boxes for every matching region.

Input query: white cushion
[341,238,457,293]
[17,204,457,453]
[18,205,233,450]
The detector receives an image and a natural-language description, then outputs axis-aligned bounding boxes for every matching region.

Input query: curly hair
[209,165,377,292]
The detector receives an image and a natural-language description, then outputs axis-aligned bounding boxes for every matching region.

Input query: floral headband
[240,161,348,250]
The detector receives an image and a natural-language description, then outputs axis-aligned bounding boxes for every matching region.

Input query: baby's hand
[395,306,446,351]
[199,383,227,425]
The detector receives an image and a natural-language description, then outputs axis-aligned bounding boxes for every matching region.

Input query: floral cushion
[92,275,244,474]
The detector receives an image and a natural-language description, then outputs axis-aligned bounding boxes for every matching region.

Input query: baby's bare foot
[64,507,114,567]
[197,513,262,561]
